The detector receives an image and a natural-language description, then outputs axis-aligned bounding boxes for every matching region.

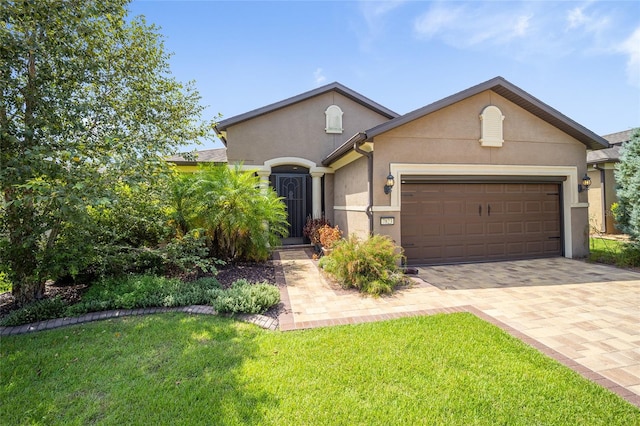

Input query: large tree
[0,0,212,304]
[614,128,640,241]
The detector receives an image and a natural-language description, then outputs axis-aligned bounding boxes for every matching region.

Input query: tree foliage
[0,0,212,304]
[614,128,640,242]
[170,165,289,262]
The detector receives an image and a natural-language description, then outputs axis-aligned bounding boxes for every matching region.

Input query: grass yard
[1,313,638,425]
[589,237,640,268]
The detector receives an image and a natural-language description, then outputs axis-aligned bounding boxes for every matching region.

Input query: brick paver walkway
[273,249,640,407]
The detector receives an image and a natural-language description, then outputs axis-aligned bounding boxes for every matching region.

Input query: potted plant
[318,224,342,255]
[303,216,330,252]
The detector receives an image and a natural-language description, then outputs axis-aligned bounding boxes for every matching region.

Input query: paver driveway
[275,250,640,406]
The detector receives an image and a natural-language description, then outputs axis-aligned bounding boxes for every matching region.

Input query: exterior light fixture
[578,173,591,193]
[384,173,395,194]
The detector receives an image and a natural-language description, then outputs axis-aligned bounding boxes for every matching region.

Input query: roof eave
[322,132,367,166]
[213,126,228,146]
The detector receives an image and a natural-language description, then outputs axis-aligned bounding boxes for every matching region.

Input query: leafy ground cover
[1,313,637,425]
[0,263,280,326]
[589,237,640,269]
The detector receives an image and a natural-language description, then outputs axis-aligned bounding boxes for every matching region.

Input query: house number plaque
[380,217,394,226]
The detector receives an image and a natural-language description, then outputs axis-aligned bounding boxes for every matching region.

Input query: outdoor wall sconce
[384,173,395,194]
[578,173,592,193]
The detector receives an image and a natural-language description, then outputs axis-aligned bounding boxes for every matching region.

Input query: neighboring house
[176,77,609,265]
[586,129,635,234]
[166,147,228,173]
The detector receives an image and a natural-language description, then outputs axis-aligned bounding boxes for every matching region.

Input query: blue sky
[129,0,640,151]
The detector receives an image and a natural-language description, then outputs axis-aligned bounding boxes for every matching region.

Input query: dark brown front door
[401,183,562,265]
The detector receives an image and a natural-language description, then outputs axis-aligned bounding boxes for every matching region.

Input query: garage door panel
[506,222,524,234]
[525,201,541,213]
[444,223,464,236]
[507,242,525,255]
[486,222,505,235]
[487,201,504,215]
[421,201,441,215]
[443,201,465,215]
[506,202,523,214]
[401,182,562,265]
[465,223,484,235]
[486,243,506,256]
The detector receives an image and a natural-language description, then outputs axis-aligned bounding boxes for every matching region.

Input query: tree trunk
[12,279,45,307]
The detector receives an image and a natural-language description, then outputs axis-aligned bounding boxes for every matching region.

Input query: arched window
[479,105,505,147]
[325,105,343,134]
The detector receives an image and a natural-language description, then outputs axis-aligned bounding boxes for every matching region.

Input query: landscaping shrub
[319,234,408,296]
[214,279,280,314]
[161,229,220,277]
[65,275,223,316]
[0,297,68,326]
[1,275,280,326]
[619,243,640,267]
[170,165,289,262]
[0,272,11,294]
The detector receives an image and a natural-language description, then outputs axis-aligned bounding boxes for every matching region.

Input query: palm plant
[171,165,288,261]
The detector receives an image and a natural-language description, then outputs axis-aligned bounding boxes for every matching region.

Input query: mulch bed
[0,261,284,322]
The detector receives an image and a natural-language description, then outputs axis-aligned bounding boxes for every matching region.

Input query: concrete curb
[0,305,278,336]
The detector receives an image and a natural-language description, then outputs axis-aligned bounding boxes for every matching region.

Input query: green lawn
[1,313,638,425]
[589,237,640,268]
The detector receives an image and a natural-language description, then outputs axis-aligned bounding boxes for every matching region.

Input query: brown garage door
[401,182,562,265]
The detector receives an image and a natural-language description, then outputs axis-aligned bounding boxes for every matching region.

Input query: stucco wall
[334,156,369,207]
[323,173,335,225]
[587,168,604,232]
[604,167,621,234]
[333,156,369,236]
[588,164,621,234]
[226,91,391,167]
[362,90,590,259]
[333,210,369,239]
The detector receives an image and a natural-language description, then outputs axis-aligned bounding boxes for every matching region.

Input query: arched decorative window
[479,105,505,147]
[325,105,343,134]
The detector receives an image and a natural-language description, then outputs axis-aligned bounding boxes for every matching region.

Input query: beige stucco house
[177,77,609,265]
[586,129,635,235]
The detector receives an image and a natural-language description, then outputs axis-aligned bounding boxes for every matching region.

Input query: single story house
[169,76,609,265]
[586,129,635,235]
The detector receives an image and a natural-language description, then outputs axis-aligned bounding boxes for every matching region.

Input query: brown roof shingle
[166,147,227,165]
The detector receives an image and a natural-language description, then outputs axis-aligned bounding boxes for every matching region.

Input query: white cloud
[313,68,327,85]
[567,6,588,30]
[413,3,462,39]
[513,15,532,37]
[618,26,640,88]
[356,0,407,51]
[565,3,610,35]
[360,0,406,26]
[413,3,533,48]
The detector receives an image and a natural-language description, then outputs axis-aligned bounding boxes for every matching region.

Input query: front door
[275,173,308,244]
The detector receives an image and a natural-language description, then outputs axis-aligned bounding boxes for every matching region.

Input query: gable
[372,90,588,169]
[224,89,394,166]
